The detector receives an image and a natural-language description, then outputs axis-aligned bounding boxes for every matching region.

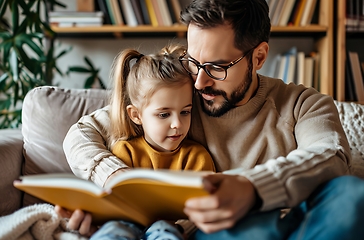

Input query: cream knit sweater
[64,75,351,212]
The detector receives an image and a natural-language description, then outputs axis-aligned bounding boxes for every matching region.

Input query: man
[60,0,364,239]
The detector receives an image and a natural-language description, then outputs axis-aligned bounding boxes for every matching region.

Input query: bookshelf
[51,0,335,98]
[335,0,364,102]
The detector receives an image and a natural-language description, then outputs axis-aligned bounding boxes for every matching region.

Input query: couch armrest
[0,129,24,216]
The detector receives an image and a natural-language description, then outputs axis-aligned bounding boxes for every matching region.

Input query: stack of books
[49,11,104,27]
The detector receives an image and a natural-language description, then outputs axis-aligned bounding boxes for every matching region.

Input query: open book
[13,169,214,226]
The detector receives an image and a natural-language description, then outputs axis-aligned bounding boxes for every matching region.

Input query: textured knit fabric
[0,203,86,240]
[112,137,215,171]
[334,100,364,178]
[63,75,351,211]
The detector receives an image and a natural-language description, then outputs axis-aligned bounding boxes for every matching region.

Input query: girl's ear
[127,105,142,125]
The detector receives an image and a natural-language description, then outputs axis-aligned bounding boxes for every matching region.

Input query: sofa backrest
[21,86,110,205]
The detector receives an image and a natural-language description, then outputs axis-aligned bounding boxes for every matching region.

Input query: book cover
[77,0,94,12]
[145,0,159,26]
[348,51,364,102]
[111,0,125,25]
[287,0,303,25]
[304,56,314,88]
[96,0,112,24]
[300,0,318,26]
[14,169,213,226]
[130,0,145,25]
[271,0,285,26]
[296,51,305,85]
[293,0,307,26]
[169,0,182,23]
[104,0,117,24]
[139,0,151,25]
[150,0,164,26]
[158,0,173,26]
[277,0,296,26]
[268,0,279,21]
[49,16,104,24]
[119,0,138,26]
[310,51,320,91]
[345,51,358,101]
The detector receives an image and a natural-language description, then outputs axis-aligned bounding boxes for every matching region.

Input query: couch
[1,86,364,218]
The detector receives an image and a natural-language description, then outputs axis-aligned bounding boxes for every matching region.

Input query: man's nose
[193,69,214,90]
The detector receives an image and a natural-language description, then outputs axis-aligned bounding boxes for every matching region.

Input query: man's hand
[55,206,97,237]
[183,174,257,233]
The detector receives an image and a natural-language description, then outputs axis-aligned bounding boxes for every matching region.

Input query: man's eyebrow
[186,53,231,65]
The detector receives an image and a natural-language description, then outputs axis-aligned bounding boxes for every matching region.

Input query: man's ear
[127,105,142,125]
[253,42,269,71]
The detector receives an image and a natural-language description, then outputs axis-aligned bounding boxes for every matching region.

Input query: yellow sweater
[111,137,215,172]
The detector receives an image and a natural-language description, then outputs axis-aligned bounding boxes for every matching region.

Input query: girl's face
[139,82,193,152]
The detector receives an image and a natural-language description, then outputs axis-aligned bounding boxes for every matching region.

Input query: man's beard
[198,61,253,117]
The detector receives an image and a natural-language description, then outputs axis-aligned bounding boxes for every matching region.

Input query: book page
[105,168,213,189]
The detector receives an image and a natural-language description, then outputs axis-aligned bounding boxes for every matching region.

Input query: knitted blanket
[0,204,87,240]
[334,101,364,178]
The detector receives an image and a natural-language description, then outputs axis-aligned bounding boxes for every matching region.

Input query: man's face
[186,23,254,117]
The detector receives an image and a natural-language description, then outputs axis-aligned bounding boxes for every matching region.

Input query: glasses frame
[179,48,254,81]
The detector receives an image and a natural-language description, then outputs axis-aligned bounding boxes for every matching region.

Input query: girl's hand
[55,205,98,237]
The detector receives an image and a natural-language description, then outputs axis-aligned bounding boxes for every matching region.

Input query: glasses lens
[205,64,226,80]
[181,59,199,75]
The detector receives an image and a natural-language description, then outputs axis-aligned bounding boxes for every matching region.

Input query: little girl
[59,44,215,240]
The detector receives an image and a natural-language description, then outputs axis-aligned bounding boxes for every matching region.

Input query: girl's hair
[108,44,190,147]
[180,0,270,55]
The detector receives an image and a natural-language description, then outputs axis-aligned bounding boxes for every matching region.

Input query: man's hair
[181,0,271,53]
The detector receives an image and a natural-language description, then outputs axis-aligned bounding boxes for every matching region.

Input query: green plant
[0,0,69,128]
[68,56,106,89]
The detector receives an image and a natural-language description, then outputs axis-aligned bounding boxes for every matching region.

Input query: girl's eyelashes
[181,110,191,116]
[157,112,170,119]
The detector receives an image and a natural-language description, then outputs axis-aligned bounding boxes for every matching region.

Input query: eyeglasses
[179,48,254,81]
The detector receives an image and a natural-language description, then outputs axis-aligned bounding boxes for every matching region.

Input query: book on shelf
[268,0,279,23]
[299,0,318,26]
[286,53,297,84]
[158,0,173,26]
[346,0,364,31]
[271,0,286,26]
[119,0,138,26]
[130,0,145,25]
[296,51,305,86]
[104,0,117,25]
[169,0,182,24]
[277,0,296,26]
[77,0,94,12]
[96,0,112,24]
[291,0,307,26]
[345,51,358,101]
[150,0,164,26]
[49,11,104,27]
[111,0,125,25]
[145,0,159,26]
[347,51,364,102]
[139,0,151,25]
[310,51,320,91]
[304,55,314,88]
[13,169,214,226]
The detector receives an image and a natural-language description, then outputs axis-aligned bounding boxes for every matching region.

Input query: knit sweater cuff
[242,165,288,211]
[91,153,129,187]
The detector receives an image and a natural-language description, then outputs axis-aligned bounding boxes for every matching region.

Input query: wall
[54,37,314,89]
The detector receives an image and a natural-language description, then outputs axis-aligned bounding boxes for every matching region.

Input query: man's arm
[63,106,130,187]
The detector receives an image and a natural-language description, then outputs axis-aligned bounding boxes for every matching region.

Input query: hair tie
[136,54,144,62]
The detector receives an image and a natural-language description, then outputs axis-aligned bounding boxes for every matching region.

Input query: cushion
[0,129,24,216]
[21,86,109,205]
[334,101,364,178]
